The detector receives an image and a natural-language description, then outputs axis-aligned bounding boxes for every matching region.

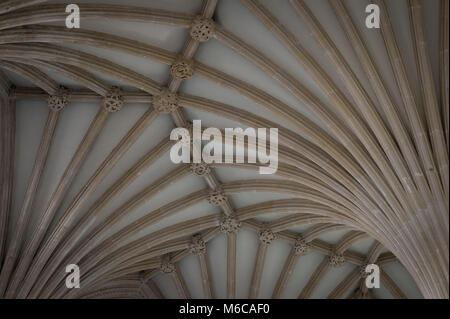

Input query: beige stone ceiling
[0,0,448,299]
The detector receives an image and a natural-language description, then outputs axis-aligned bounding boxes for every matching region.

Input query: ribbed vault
[0,0,448,299]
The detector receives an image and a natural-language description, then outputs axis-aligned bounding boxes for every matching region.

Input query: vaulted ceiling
[0,0,448,299]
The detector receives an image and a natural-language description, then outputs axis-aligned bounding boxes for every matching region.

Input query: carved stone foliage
[102,86,123,112]
[47,86,70,111]
[294,237,311,256]
[189,234,206,255]
[190,16,215,42]
[190,162,211,176]
[1,1,428,300]
[220,216,241,234]
[359,263,371,278]
[258,228,277,245]
[207,188,227,206]
[153,88,179,114]
[159,256,176,274]
[328,252,345,267]
[170,57,194,80]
